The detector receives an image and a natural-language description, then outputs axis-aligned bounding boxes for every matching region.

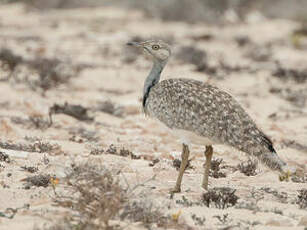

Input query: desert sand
[0,3,306,230]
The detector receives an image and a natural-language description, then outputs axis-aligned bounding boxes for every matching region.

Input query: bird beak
[126,41,141,47]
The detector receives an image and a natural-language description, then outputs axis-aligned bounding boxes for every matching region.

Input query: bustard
[127,40,292,193]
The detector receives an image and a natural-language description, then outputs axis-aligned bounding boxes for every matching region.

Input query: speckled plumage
[145,78,285,171]
[127,39,291,191]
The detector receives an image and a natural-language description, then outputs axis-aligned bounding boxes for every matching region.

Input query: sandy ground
[0,3,307,230]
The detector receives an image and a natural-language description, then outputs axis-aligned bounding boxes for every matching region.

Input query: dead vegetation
[291,173,307,183]
[21,165,39,173]
[120,200,168,228]
[260,187,288,203]
[297,189,307,209]
[11,115,51,130]
[105,144,140,159]
[202,187,238,209]
[50,162,185,230]
[54,163,125,229]
[281,139,307,152]
[244,43,272,62]
[22,174,51,189]
[0,48,23,80]
[191,213,206,226]
[273,64,307,83]
[49,103,93,123]
[0,140,61,153]
[0,151,11,163]
[270,87,307,107]
[237,159,258,176]
[0,47,88,93]
[209,158,227,178]
[68,127,99,142]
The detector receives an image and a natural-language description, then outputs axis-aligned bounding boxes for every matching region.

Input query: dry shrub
[209,158,226,178]
[0,48,23,72]
[270,87,307,108]
[202,187,238,209]
[0,47,87,93]
[237,159,257,176]
[50,162,188,230]
[22,174,51,189]
[69,127,99,142]
[0,140,60,153]
[0,151,11,163]
[21,165,39,173]
[49,103,93,123]
[120,200,167,228]
[11,116,50,130]
[297,189,307,209]
[55,163,126,229]
[291,173,307,183]
[273,64,307,83]
[105,144,140,159]
[260,187,288,203]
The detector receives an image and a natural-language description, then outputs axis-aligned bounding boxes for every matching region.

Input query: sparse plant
[55,163,126,229]
[237,159,258,176]
[120,200,167,228]
[0,140,60,154]
[202,187,238,209]
[105,144,139,159]
[90,148,104,155]
[22,174,51,189]
[49,103,93,124]
[260,187,288,203]
[11,116,50,130]
[176,195,201,207]
[68,127,99,142]
[191,213,206,226]
[0,151,11,163]
[297,189,307,209]
[213,213,232,225]
[50,163,187,230]
[291,173,307,183]
[21,166,39,173]
[209,158,226,178]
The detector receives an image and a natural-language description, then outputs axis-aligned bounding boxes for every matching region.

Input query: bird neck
[143,60,165,107]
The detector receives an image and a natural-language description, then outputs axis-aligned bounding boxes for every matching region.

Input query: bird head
[127,40,171,64]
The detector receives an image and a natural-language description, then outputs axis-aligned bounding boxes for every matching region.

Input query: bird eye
[152,45,160,50]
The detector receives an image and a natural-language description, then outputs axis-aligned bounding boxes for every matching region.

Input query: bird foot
[170,186,181,194]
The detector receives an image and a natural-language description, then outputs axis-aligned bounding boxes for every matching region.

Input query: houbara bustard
[127,40,292,193]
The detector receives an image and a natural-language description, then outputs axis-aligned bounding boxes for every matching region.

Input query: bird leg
[171,143,190,193]
[202,145,213,190]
